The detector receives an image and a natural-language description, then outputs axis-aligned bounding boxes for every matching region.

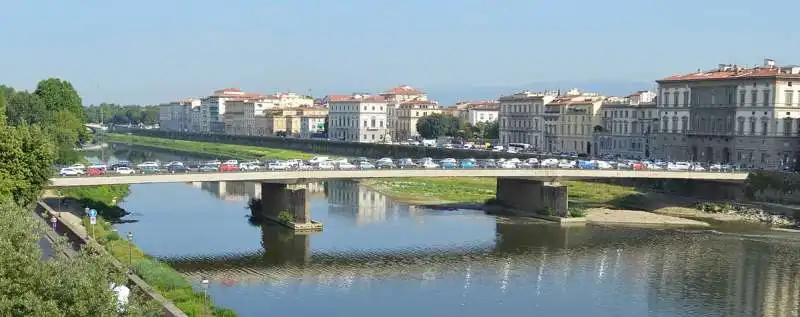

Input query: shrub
[568,206,587,218]
[133,259,191,292]
[278,211,293,223]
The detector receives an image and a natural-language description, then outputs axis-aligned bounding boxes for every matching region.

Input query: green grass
[108,133,313,160]
[83,216,237,316]
[361,178,639,205]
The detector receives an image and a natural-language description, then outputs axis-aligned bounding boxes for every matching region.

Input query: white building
[498,90,559,149]
[261,92,314,109]
[199,88,264,133]
[328,94,389,143]
[380,85,429,141]
[594,94,657,158]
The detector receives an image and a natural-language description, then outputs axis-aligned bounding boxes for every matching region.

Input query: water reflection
[101,147,800,317]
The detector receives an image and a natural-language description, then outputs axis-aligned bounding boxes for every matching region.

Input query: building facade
[299,107,328,138]
[394,100,440,141]
[328,94,389,143]
[498,91,559,149]
[542,90,605,154]
[159,99,200,132]
[594,95,657,158]
[654,59,800,169]
[380,85,428,141]
[199,88,264,133]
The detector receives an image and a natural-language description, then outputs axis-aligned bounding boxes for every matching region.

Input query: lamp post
[201,277,210,317]
[126,232,134,273]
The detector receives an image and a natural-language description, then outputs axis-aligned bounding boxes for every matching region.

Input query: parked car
[460,159,476,168]
[440,159,457,169]
[59,168,81,177]
[139,166,161,174]
[87,167,106,176]
[376,161,396,169]
[219,164,238,172]
[338,162,356,170]
[478,160,497,168]
[268,161,290,170]
[359,161,376,169]
[69,163,86,171]
[167,164,190,173]
[198,165,218,172]
[500,161,517,169]
[308,156,329,164]
[422,161,440,169]
[316,162,335,170]
[137,161,159,168]
[239,163,260,171]
[115,167,136,175]
[398,159,417,168]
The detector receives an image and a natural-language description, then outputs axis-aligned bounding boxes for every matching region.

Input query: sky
[2,0,799,105]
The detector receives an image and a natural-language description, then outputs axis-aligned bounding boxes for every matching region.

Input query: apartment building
[261,92,314,108]
[542,90,605,154]
[394,100,440,140]
[159,99,200,132]
[222,99,284,136]
[328,94,389,143]
[298,107,328,138]
[380,85,428,140]
[594,93,657,158]
[654,59,800,169]
[199,88,264,133]
[452,101,499,125]
[498,90,559,149]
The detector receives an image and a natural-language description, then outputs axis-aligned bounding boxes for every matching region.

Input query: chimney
[764,58,776,67]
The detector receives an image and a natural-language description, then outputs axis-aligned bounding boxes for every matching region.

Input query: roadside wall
[118,129,538,160]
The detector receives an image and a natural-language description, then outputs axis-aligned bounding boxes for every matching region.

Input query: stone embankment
[693,202,796,226]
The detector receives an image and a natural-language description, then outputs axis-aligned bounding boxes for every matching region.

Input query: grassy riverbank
[108,133,313,160]
[83,215,237,316]
[359,178,640,205]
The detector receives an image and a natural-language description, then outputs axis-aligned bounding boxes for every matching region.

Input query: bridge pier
[496,178,568,217]
[259,182,322,232]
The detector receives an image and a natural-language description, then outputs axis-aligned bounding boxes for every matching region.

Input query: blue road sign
[88,209,97,217]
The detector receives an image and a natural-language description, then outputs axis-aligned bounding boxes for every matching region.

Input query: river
[86,145,800,317]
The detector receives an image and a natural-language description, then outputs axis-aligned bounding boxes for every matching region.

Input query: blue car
[459,160,476,168]
[441,161,457,169]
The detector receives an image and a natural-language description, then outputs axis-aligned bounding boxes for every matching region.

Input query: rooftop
[659,59,800,82]
[328,94,386,103]
[381,85,425,95]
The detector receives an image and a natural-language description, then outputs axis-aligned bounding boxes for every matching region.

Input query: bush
[536,208,555,216]
[568,206,587,218]
[278,211,293,223]
[133,259,191,292]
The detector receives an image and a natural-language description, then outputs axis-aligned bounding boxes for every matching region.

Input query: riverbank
[42,192,237,316]
[108,133,314,160]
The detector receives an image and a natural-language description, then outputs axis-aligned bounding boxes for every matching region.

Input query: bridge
[50,169,749,230]
[49,169,748,187]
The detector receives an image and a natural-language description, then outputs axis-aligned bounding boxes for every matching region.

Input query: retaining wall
[117,129,538,160]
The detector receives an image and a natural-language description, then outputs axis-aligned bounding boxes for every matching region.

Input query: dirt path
[586,208,710,227]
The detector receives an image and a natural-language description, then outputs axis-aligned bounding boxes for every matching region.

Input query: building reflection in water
[325,180,394,226]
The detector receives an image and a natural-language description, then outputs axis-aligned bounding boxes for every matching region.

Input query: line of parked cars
[56,155,742,177]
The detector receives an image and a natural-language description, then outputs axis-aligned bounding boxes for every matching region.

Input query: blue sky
[2,0,799,105]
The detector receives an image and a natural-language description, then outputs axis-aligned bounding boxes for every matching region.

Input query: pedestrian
[50,215,57,230]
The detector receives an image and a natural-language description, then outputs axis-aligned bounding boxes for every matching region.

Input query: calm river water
[89,146,800,317]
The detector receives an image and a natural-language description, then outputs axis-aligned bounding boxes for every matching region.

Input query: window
[784,118,792,136]
[739,91,746,106]
[786,91,794,106]
[749,119,756,135]
[763,90,771,107]
[671,117,678,132]
[673,93,679,107]
[662,116,668,132]
[751,90,757,106]
[683,91,690,107]
[762,120,768,136]
[663,92,671,107]
[737,117,744,135]
[681,117,688,132]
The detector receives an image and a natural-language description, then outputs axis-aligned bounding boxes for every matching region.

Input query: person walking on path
[50,215,57,231]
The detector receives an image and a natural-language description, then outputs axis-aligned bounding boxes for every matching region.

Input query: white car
[557,160,575,169]
[422,161,440,169]
[308,156,329,164]
[317,162,335,170]
[296,163,314,170]
[165,161,183,167]
[115,167,136,175]
[691,164,706,171]
[268,161,289,170]
[137,161,159,168]
[359,162,376,169]
[59,168,81,176]
[597,160,613,169]
[376,157,393,164]
[500,161,517,169]
[69,163,86,171]
[540,158,559,168]
[338,162,356,170]
[239,163,260,171]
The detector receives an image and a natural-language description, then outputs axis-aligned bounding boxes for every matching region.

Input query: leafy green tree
[484,120,499,139]
[6,91,47,126]
[0,124,55,205]
[85,103,160,125]
[34,78,89,144]
[45,110,83,164]
[416,113,460,139]
[0,89,6,123]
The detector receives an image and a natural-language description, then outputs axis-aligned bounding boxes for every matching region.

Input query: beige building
[328,94,389,143]
[261,92,314,108]
[542,89,604,154]
[594,93,658,158]
[298,107,328,138]
[654,59,800,169]
[394,100,440,140]
[380,85,429,141]
[452,101,499,126]
[200,88,264,133]
[498,90,559,149]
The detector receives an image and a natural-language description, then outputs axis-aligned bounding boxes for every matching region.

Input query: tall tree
[6,91,46,125]
[416,113,460,139]
[0,89,6,123]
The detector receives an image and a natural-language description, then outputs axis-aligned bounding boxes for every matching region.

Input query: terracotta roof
[399,100,436,105]
[381,85,424,95]
[324,94,351,102]
[659,67,800,82]
[329,95,386,103]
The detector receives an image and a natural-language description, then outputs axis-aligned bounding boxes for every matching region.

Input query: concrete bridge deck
[48,169,749,187]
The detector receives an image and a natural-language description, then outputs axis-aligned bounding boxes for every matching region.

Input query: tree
[6,91,47,125]
[34,78,84,116]
[0,89,6,123]
[416,113,460,139]
[85,103,160,125]
[0,124,54,205]
[484,121,499,139]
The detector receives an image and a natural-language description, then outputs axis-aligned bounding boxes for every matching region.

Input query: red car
[219,163,238,172]
[87,168,105,176]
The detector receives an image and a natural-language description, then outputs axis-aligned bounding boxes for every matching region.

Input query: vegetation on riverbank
[359,178,640,206]
[0,79,162,315]
[82,216,237,316]
[59,185,131,220]
[108,133,314,160]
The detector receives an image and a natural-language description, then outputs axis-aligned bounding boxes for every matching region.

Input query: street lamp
[201,277,210,316]
[126,232,134,273]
